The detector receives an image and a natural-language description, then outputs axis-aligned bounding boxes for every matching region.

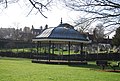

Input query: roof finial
[60,18,62,24]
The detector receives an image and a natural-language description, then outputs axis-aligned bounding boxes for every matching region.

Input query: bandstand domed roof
[33,23,91,43]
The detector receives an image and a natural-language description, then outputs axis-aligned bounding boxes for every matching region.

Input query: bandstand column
[48,41,51,62]
[39,42,41,53]
[68,41,71,62]
[80,43,84,61]
[52,43,54,54]
[36,41,39,54]
[80,43,83,55]
[36,41,40,60]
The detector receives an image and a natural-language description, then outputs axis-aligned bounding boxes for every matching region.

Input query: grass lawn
[0,57,120,81]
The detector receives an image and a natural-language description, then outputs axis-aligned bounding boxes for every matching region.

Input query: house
[31,25,43,37]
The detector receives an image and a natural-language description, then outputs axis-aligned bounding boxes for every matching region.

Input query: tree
[95,23,105,39]
[0,0,53,18]
[75,18,94,32]
[63,0,120,35]
[112,27,120,47]
[93,23,105,43]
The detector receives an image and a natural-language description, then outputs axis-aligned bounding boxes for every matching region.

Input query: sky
[0,1,80,29]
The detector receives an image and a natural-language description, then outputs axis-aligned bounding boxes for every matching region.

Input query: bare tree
[0,0,18,8]
[0,0,53,18]
[28,0,53,18]
[94,23,105,39]
[63,0,120,35]
[74,18,94,32]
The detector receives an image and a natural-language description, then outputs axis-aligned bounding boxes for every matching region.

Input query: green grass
[0,57,120,81]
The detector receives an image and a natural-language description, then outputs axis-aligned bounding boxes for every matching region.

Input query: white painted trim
[32,38,91,43]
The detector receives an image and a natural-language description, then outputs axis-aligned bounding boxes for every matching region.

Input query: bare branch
[74,18,95,32]
[28,0,53,18]
[26,6,34,17]
[0,0,53,18]
[0,0,19,8]
[63,0,120,32]
[5,0,7,8]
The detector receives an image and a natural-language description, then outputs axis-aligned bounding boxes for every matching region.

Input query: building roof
[32,23,91,43]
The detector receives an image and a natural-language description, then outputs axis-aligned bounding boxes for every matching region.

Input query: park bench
[96,60,120,71]
[110,62,120,71]
[96,60,110,70]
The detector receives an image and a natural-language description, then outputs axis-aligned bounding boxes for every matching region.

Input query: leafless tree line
[0,28,33,41]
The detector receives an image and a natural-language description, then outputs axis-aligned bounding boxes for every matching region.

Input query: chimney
[45,24,48,29]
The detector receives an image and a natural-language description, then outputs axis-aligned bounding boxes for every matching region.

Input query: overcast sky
[0,1,81,29]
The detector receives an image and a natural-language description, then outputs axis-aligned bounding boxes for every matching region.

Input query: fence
[0,52,120,61]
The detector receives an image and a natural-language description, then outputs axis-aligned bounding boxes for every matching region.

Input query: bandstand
[32,21,91,64]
